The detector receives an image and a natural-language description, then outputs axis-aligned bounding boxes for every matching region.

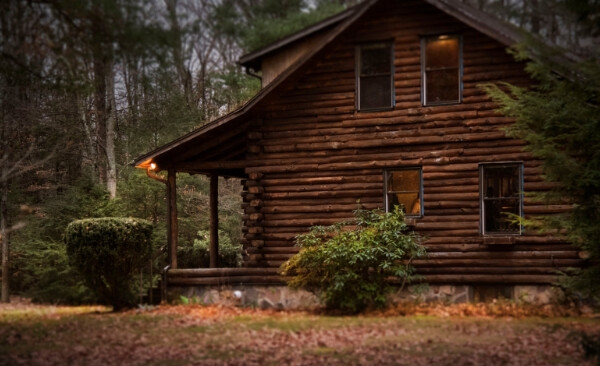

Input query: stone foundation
[170,285,320,310]
[168,284,560,309]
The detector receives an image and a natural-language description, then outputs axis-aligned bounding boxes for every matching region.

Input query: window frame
[383,167,424,218]
[421,34,463,106]
[479,162,524,236]
[356,41,395,112]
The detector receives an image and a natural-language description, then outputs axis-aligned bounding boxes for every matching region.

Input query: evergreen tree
[482,3,600,300]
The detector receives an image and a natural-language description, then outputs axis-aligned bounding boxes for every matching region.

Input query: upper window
[421,35,462,106]
[480,163,523,235]
[384,168,423,217]
[356,42,394,111]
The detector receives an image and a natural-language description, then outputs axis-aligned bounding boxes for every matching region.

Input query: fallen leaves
[0,301,598,365]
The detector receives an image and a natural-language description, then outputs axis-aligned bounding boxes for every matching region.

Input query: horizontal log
[424,244,575,252]
[415,221,478,230]
[247,254,291,261]
[412,259,583,267]
[262,189,381,200]
[416,267,569,275]
[264,182,382,193]
[264,211,359,221]
[259,132,509,154]
[169,268,279,277]
[168,276,285,286]
[246,247,300,254]
[426,250,578,260]
[415,274,557,284]
[263,196,380,207]
[262,202,378,214]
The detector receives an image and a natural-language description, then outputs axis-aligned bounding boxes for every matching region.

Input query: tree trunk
[93,52,107,185]
[1,155,9,303]
[165,0,191,103]
[106,61,117,199]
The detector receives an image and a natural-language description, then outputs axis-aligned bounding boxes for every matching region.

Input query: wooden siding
[240,0,580,284]
[262,31,332,87]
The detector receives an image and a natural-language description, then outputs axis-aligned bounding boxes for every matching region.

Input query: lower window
[384,168,423,217]
[480,162,523,235]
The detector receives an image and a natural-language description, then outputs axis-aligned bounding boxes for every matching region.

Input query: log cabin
[134,0,583,304]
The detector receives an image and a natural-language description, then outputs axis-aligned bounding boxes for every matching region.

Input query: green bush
[65,217,153,310]
[177,230,243,268]
[281,207,426,314]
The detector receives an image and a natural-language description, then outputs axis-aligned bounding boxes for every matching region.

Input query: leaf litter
[0,299,598,365]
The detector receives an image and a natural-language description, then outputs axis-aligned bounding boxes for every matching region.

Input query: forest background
[0,0,596,304]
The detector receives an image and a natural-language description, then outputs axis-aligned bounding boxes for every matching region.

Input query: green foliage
[9,175,119,304]
[281,207,426,313]
[65,217,153,310]
[177,230,243,268]
[11,238,97,304]
[481,43,600,302]
[214,0,345,52]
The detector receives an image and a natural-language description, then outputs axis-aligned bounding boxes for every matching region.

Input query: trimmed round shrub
[65,217,153,310]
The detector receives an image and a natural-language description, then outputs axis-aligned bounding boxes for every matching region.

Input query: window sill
[405,218,417,227]
[482,236,518,245]
[422,100,461,107]
[357,106,395,113]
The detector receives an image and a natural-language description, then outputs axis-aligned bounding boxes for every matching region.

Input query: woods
[0,0,357,304]
[1,0,598,305]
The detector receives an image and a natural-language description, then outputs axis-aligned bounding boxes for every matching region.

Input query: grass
[0,301,599,365]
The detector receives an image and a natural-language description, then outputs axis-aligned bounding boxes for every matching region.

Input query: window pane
[423,35,461,105]
[484,166,520,198]
[360,75,392,110]
[426,68,459,103]
[388,169,420,192]
[481,164,522,234]
[361,46,391,75]
[426,37,459,68]
[386,169,421,216]
[484,198,520,232]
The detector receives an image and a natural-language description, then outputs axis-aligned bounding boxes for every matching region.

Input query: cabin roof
[238,4,358,71]
[133,0,524,175]
[238,0,523,72]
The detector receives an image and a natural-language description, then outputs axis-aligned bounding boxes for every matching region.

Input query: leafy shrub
[65,217,153,310]
[281,207,426,314]
[177,230,243,268]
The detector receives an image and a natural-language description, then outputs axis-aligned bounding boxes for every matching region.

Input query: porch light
[150,162,157,171]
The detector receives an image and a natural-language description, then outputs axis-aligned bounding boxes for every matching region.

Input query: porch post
[167,169,178,269]
[209,174,219,268]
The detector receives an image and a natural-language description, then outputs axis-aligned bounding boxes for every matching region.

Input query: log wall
[240,0,582,284]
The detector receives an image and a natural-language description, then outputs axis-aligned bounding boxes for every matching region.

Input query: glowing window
[422,35,462,105]
[384,168,423,217]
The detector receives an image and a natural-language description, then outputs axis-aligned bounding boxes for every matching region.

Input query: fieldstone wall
[167,284,560,309]
[170,285,320,310]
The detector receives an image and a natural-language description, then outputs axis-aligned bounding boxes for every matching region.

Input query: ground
[1,298,599,365]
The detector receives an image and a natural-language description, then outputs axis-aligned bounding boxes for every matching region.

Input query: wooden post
[210,174,219,268]
[167,169,178,269]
